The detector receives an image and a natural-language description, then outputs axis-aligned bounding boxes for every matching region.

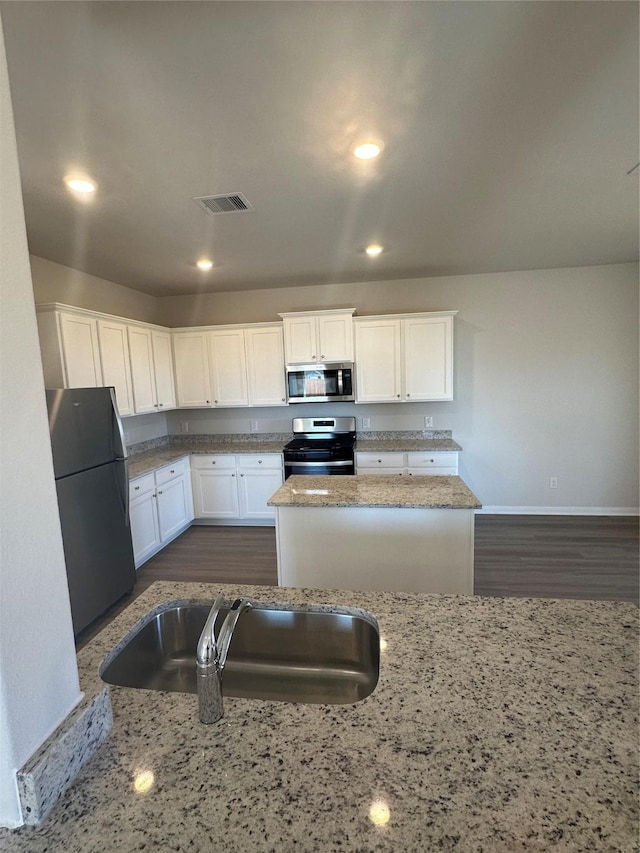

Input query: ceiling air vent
[193,192,255,215]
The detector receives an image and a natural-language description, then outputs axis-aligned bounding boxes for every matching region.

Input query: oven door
[286,363,354,403]
[284,459,354,479]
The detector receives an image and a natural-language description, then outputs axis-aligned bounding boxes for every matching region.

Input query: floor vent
[193,193,254,215]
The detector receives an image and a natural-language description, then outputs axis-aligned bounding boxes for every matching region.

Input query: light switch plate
[362,417,371,430]
[424,416,433,428]
[250,420,259,432]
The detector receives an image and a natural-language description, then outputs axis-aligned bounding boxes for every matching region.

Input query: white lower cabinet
[356,450,458,476]
[129,458,193,567]
[191,453,283,523]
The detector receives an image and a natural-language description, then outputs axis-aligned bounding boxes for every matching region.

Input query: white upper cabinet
[173,324,287,409]
[151,331,176,410]
[244,325,287,407]
[172,331,213,408]
[36,309,103,389]
[279,309,355,363]
[209,329,249,407]
[127,326,157,414]
[97,319,134,415]
[128,327,177,414]
[403,315,453,401]
[355,311,456,403]
[354,318,402,403]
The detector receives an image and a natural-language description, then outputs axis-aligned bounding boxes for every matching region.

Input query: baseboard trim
[477,506,639,516]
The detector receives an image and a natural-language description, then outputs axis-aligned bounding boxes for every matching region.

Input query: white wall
[163,263,639,512]
[30,254,158,324]
[0,21,81,827]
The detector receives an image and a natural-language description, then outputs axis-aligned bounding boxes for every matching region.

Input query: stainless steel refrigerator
[46,387,136,637]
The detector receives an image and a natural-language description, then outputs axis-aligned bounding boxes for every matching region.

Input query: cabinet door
[152,331,176,410]
[191,469,239,519]
[129,489,161,567]
[173,332,213,408]
[156,475,193,540]
[97,320,134,416]
[245,326,287,406]
[354,319,402,402]
[283,316,318,363]
[403,315,454,401]
[59,312,103,388]
[209,330,249,407]
[317,313,353,361]
[128,326,157,414]
[238,469,283,519]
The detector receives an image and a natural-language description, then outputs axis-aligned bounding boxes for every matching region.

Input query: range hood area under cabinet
[35,304,456,416]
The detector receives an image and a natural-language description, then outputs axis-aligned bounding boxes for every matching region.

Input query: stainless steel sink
[100,601,379,704]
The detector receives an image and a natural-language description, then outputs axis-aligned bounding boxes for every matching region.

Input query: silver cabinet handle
[170,469,175,474]
[406,393,410,398]
[158,489,163,494]
[397,394,400,398]
[154,403,159,407]
[134,485,140,491]
[240,473,244,477]
[159,403,164,407]
[258,460,262,464]
[212,461,216,464]
[232,473,235,477]
[206,400,210,404]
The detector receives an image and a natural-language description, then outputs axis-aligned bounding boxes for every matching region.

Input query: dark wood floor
[77,515,638,648]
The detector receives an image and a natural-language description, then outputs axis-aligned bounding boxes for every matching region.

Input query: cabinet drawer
[129,472,155,499]
[406,451,458,469]
[155,456,190,485]
[238,454,282,471]
[356,452,404,469]
[190,454,237,470]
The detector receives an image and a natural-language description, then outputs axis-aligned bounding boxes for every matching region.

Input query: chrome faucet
[196,593,253,724]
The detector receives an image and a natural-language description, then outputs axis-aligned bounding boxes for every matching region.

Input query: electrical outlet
[250,420,258,432]
[180,421,189,434]
[549,477,558,489]
[362,417,371,430]
[424,417,433,428]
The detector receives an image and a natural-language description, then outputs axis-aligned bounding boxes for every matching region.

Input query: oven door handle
[285,460,353,468]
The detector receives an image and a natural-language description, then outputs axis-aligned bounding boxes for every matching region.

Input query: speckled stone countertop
[2,581,637,851]
[128,440,287,478]
[268,474,481,509]
[355,438,462,452]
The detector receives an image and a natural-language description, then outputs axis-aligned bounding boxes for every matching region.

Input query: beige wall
[0,23,81,827]
[30,255,158,324]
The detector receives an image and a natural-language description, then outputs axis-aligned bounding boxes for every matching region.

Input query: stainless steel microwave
[285,362,355,403]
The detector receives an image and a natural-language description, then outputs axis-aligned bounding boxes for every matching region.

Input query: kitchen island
[268,474,482,595]
[2,581,637,851]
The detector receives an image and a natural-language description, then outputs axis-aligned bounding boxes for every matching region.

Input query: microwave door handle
[337,369,344,396]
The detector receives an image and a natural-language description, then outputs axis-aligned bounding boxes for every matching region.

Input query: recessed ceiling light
[196,258,213,271]
[64,176,96,194]
[365,244,384,257]
[352,140,384,160]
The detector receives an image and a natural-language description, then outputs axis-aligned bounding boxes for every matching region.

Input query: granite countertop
[3,581,637,851]
[128,440,288,478]
[268,474,481,509]
[355,438,462,452]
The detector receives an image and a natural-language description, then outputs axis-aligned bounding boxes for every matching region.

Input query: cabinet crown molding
[354,310,458,322]
[35,302,170,332]
[278,308,356,319]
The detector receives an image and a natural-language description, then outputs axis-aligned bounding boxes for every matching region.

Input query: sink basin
[100,601,379,704]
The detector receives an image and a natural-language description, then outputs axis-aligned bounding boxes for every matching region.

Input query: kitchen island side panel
[275,505,474,594]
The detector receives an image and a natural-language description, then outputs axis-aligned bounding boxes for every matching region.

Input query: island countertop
[2,581,637,852]
[268,474,481,509]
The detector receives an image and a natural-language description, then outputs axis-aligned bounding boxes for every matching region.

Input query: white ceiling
[2,1,638,297]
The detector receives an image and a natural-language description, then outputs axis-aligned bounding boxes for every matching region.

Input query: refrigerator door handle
[109,387,128,461]
[116,458,131,528]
